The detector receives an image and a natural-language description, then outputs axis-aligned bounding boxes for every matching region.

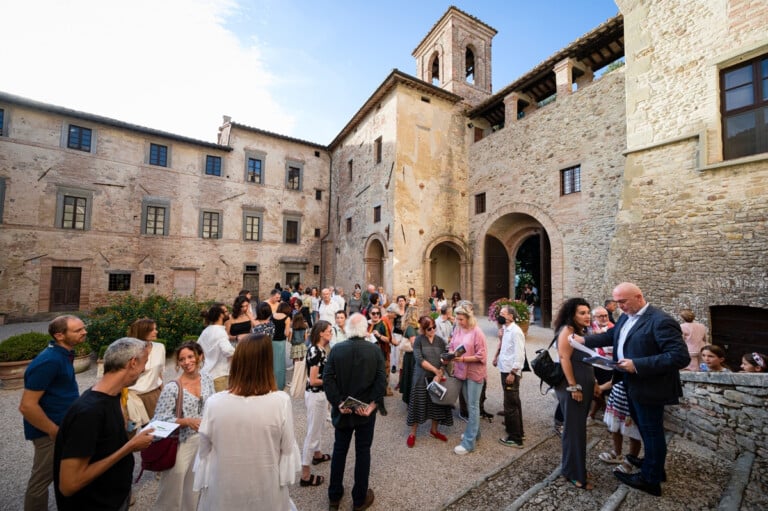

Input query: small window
[201,211,221,239]
[373,205,381,223]
[286,162,303,191]
[285,219,300,244]
[144,274,155,284]
[0,177,6,223]
[315,189,322,200]
[474,127,484,142]
[0,108,4,135]
[346,217,352,232]
[245,154,264,184]
[314,228,321,237]
[466,47,475,84]
[313,265,320,275]
[421,96,431,103]
[205,155,222,176]
[720,54,768,160]
[374,137,382,164]
[244,264,259,272]
[431,53,440,85]
[244,213,262,241]
[67,125,92,152]
[145,206,166,235]
[108,273,131,291]
[149,143,168,167]
[348,159,353,181]
[561,165,582,195]
[474,193,486,214]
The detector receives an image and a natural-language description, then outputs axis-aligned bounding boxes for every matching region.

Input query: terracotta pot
[519,320,530,336]
[73,354,92,374]
[0,359,32,390]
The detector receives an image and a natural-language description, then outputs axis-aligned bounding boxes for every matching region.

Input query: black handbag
[531,337,564,393]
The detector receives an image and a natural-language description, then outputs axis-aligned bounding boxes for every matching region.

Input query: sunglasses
[370,311,381,316]
[426,326,435,331]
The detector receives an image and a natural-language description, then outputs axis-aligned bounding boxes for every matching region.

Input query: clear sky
[3,0,619,145]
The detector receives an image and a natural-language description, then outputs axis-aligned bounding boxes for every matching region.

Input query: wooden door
[50,267,81,311]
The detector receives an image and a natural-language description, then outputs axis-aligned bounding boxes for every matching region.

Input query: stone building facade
[0,1,766,338]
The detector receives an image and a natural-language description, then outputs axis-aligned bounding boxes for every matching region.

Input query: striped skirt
[406,372,454,427]
[603,380,641,440]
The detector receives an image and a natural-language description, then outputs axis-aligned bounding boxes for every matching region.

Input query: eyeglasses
[426,326,436,331]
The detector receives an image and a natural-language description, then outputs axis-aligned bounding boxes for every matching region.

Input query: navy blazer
[585,305,690,405]
[323,336,387,428]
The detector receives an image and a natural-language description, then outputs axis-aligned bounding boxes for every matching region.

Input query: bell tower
[412,7,497,106]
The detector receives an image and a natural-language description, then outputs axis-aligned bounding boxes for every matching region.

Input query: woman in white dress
[195,332,301,510]
[126,318,165,422]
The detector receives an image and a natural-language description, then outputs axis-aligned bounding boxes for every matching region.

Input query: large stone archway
[423,235,470,306]
[364,234,387,288]
[471,203,562,327]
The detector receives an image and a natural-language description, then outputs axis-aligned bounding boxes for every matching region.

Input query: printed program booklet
[568,336,626,372]
[426,378,447,400]
[341,396,369,411]
[141,420,180,438]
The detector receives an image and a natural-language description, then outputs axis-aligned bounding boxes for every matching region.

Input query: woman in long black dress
[405,315,453,448]
[226,295,256,342]
[554,297,595,490]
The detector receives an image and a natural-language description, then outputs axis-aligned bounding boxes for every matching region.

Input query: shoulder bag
[136,379,183,481]
[531,336,564,394]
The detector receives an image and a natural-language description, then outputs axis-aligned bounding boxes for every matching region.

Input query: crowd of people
[17,280,765,509]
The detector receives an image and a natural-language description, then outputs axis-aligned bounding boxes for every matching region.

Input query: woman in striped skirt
[405,315,453,448]
[597,379,642,473]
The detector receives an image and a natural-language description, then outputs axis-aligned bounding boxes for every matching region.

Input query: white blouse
[128,341,165,394]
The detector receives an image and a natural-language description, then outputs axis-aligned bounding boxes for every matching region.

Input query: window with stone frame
[200,210,222,239]
[465,47,475,84]
[374,137,382,164]
[245,152,265,184]
[243,212,262,241]
[0,108,4,135]
[286,162,303,191]
[346,217,352,233]
[141,198,170,236]
[373,205,381,223]
[284,217,300,244]
[474,192,486,214]
[67,124,92,152]
[149,143,168,167]
[560,165,581,195]
[55,187,93,231]
[348,159,353,181]
[720,54,768,160]
[315,189,322,200]
[108,273,131,291]
[205,155,222,176]
[0,177,5,223]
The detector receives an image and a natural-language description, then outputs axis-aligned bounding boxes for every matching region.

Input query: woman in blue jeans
[448,305,487,455]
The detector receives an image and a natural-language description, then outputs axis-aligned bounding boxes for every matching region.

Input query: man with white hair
[319,288,341,324]
[323,313,386,511]
[54,338,155,510]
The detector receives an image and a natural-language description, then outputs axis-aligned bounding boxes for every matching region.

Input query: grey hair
[346,313,369,338]
[501,306,518,321]
[103,337,146,373]
[455,300,474,314]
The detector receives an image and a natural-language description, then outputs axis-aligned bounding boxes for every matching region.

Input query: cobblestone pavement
[1,319,763,510]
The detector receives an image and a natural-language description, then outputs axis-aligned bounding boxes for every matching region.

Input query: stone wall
[666,372,768,461]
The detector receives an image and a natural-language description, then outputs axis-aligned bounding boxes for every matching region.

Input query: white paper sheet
[141,420,180,438]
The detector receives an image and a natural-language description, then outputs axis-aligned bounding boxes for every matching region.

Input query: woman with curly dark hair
[553,297,595,490]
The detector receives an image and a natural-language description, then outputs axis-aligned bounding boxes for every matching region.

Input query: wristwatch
[565,384,582,392]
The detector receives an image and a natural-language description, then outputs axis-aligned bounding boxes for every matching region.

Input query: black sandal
[312,453,331,465]
[300,474,324,486]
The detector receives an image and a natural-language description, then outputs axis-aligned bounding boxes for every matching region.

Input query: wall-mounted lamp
[467,122,474,128]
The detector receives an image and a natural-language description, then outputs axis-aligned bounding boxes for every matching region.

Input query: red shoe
[430,430,448,442]
[407,434,416,448]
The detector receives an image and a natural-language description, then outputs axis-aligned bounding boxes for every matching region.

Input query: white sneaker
[454,445,469,455]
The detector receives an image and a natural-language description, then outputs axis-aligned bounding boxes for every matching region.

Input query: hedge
[0,332,51,362]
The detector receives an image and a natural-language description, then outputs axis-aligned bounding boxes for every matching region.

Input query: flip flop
[566,478,593,490]
[312,453,331,465]
[300,474,324,486]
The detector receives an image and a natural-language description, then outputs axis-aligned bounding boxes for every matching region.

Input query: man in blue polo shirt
[19,315,86,510]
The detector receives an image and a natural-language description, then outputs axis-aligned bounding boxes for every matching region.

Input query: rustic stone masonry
[666,372,768,461]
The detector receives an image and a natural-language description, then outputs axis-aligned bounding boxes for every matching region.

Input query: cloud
[2,0,294,142]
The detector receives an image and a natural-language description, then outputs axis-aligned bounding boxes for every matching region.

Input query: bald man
[580,283,689,497]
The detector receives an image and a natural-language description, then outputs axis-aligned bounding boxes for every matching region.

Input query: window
[431,53,440,85]
[246,157,263,184]
[243,212,262,241]
[721,54,768,159]
[348,159,353,181]
[149,143,168,167]
[346,217,352,232]
[108,273,131,291]
[314,228,321,237]
[140,198,170,236]
[286,162,303,191]
[466,47,475,84]
[0,177,5,223]
[561,165,581,195]
[374,137,382,164]
[285,273,300,289]
[313,265,320,275]
[55,187,93,231]
[474,193,486,214]
[200,210,221,239]
[67,125,92,152]
[1,108,6,135]
[144,274,155,284]
[284,216,301,244]
[373,205,381,223]
[205,155,222,176]
[315,189,322,200]
[244,264,259,272]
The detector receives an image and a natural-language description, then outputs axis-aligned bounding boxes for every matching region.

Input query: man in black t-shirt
[54,338,155,511]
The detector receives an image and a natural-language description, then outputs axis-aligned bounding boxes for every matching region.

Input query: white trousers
[302,390,327,466]
[155,434,200,511]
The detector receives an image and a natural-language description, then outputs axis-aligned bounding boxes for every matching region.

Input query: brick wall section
[666,372,768,461]
[468,69,626,312]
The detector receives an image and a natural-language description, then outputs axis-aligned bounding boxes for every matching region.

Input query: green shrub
[85,294,209,356]
[0,332,51,362]
[74,340,93,357]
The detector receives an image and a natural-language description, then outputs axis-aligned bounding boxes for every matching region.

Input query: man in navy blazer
[582,283,689,496]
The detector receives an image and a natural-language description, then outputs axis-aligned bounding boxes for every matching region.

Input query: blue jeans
[328,416,376,507]
[460,379,483,451]
[628,399,666,484]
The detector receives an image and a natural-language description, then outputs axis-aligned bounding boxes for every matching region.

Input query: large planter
[73,354,92,374]
[518,320,530,336]
[0,359,31,389]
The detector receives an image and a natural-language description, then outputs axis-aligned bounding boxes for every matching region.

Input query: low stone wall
[665,372,768,461]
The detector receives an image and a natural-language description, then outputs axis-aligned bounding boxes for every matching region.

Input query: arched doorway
[484,235,510,307]
[514,230,552,327]
[364,238,385,288]
[430,243,461,298]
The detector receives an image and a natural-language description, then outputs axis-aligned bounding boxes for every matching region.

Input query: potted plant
[73,341,93,374]
[0,332,50,389]
[488,298,530,334]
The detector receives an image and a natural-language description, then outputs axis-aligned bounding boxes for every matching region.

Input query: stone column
[503,91,536,124]
[554,58,575,97]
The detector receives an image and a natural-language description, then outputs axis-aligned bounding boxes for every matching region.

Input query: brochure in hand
[582,355,625,372]
[341,396,369,412]
[440,345,466,361]
[426,378,447,400]
[140,420,180,438]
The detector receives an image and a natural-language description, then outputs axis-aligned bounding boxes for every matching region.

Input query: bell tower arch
[412,6,496,106]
